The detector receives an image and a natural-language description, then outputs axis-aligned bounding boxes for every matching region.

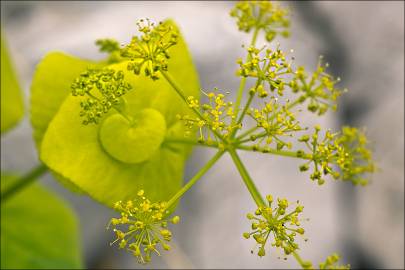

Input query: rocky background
[1,1,404,269]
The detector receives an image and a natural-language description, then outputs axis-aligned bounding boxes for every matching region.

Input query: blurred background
[1,1,404,269]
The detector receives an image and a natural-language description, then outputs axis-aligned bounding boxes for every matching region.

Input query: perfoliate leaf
[30,52,104,194]
[40,20,200,207]
[1,34,24,134]
[1,174,83,269]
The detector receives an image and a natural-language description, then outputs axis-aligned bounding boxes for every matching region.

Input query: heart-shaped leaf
[99,109,167,164]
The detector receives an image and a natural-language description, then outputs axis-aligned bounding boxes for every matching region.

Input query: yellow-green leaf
[40,20,200,207]
[1,174,83,269]
[30,52,102,149]
[1,34,24,134]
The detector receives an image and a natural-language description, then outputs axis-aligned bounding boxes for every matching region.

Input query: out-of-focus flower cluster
[298,125,376,185]
[289,57,345,115]
[230,1,290,42]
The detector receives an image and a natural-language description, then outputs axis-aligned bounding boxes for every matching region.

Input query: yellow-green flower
[230,1,290,41]
[298,126,376,185]
[108,190,180,264]
[121,19,178,80]
[290,57,345,115]
[247,96,303,150]
[319,253,350,270]
[177,89,239,141]
[71,68,132,125]
[237,46,293,97]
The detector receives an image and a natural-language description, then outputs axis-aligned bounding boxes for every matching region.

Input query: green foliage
[1,34,24,134]
[30,52,102,149]
[17,1,376,268]
[39,21,200,207]
[30,52,104,193]
[99,109,166,164]
[1,174,82,269]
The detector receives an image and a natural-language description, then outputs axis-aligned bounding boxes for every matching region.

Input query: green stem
[263,97,303,125]
[87,92,133,123]
[238,131,267,144]
[163,136,312,160]
[113,101,133,123]
[237,144,312,160]
[233,27,260,122]
[166,151,225,208]
[292,251,313,269]
[164,136,220,149]
[236,126,259,141]
[1,164,48,202]
[160,70,225,143]
[231,78,262,139]
[160,71,194,109]
[237,93,254,124]
[236,97,304,144]
[228,147,266,207]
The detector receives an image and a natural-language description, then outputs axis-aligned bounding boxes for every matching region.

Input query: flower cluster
[319,253,350,270]
[246,97,303,150]
[298,125,376,185]
[299,253,350,270]
[96,38,120,53]
[230,1,290,42]
[289,56,344,115]
[237,46,294,96]
[177,89,239,142]
[121,19,178,80]
[108,190,180,264]
[71,68,132,125]
[243,195,306,258]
